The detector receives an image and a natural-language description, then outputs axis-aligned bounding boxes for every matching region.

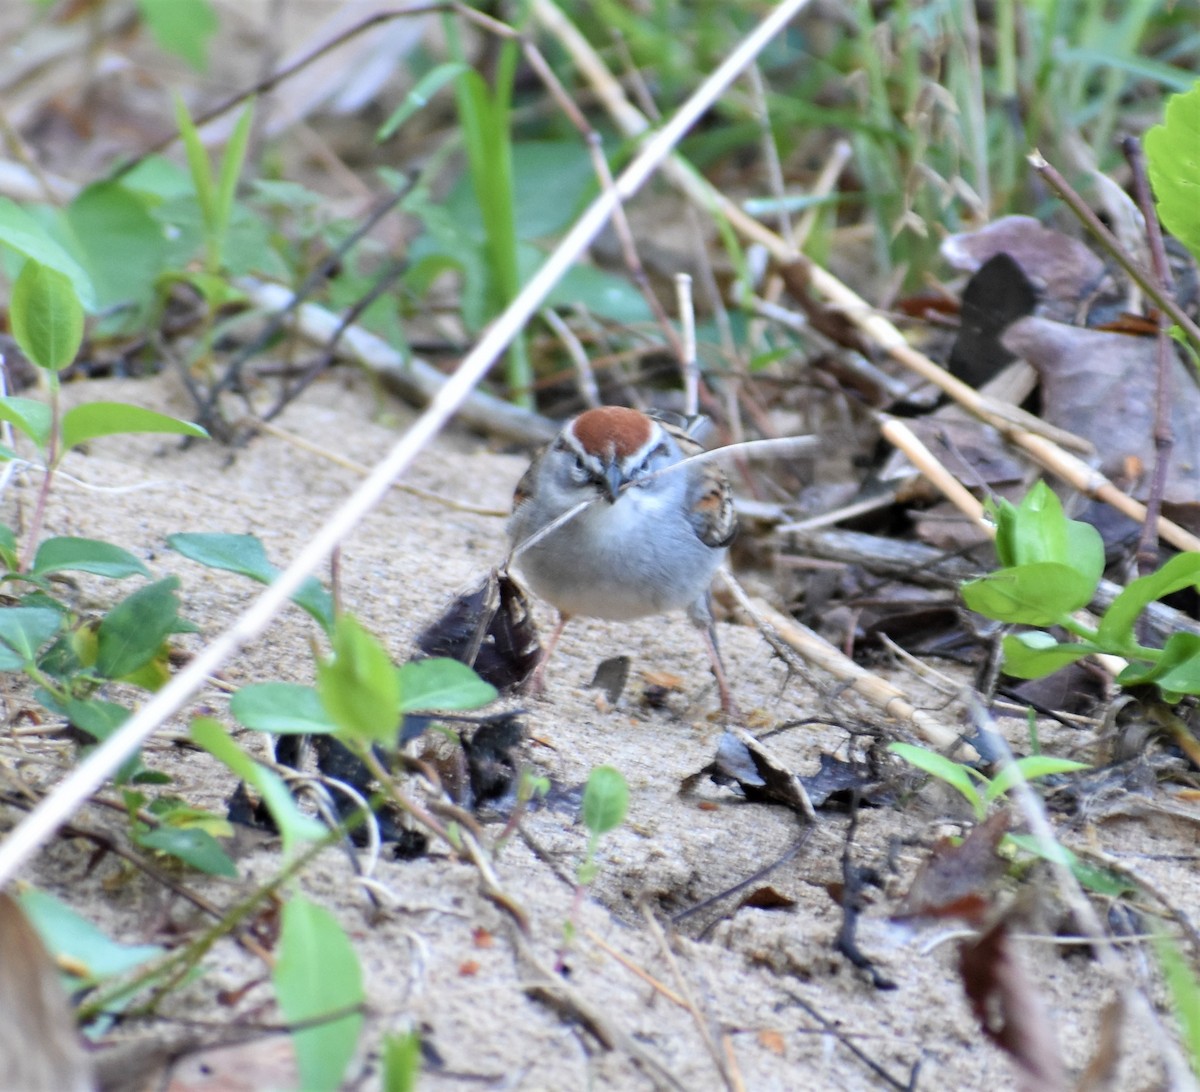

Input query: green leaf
[1006,833,1136,896]
[215,102,255,246]
[10,260,84,372]
[984,755,1090,805]
[378,63,470,140]
[133,826,237,877]
[397,658,497,713]
[137,0,218,71]
[318,615,401,748]
[61,402,207,452]
[192,717,326,852]
[65,181,168,320]
[1155,934,1200,1073]
[19,887,164,988]
[1146,82,1200,265]
[962,562,1095,625]
[95,577,181,679]
[1118,631,1200,695]
[581,765,629,836]
[1098,553,1200,649]
[174,95,215,230]
[0,197,96,309]
[0,396,52,449]
[230,682,336,735]
[166,533,334,632]
[1000,631,1096,680]
[380,1030,422,1092]
[273,897,364,1092]
[0,524,17,571]
[1010,481,1069,565]
[889,742,985,818]
[0,606,62,667]
[31,537,150,579]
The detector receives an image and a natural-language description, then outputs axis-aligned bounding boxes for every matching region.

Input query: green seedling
[888,741,1088,823]
[962,481,1200,701]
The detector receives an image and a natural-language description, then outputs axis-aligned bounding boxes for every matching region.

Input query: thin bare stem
[1122,136,1176,574]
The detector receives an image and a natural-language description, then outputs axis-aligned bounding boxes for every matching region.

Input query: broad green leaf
[10,260,84,372]
[380,1030,422,1092]
[133,826,237,877]
[61,402,207,452]
[230,682,336,735]
[962,562,1094,626]
[95,577,181,679]
[0,197,95,309]
[19,887,164,988]
[65,182,167,320]
[139,0,218,70]
[1146,82,1200,265]
[0,396,52,449]
[273,897,364,1092]
[1000,631,1096,680]
[318,615,401,748]
[581,765,629,836]
[1098,553,1200,649]
[984,755,1090,805]
[378,63,470,140]
[1009,481,1069,565]
[889,742,984,817]
[397,658,497,713]
[59,697,151,783]
[192,717,326,851]
[31,537,150,579]
[0,606,62,666]
[166,533,334,632]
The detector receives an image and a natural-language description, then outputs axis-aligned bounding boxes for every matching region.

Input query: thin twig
[1029,150,1200,356]
[1121,136,1176,574]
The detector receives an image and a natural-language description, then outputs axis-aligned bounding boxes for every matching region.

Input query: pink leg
[527,613,570,696]
[701,622,738,715]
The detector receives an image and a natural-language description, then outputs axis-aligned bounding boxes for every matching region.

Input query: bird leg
[526,612,571,696]
[701,621,738,715]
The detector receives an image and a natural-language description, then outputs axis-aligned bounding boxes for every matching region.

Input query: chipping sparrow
[507,405,738,711]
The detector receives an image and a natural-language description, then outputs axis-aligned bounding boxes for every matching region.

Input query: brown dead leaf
[893,810,1010,926]
[959,917,1067,1092]
[458,960,481,977]
[1003,316,1200,531]
[941,215,1110,320]
[738,886,797,911]
[472,926,494,949]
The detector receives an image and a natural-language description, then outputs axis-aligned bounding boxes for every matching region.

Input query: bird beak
[601,464,624,503]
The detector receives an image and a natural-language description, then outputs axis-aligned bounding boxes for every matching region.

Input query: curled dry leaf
[416,569,541,692]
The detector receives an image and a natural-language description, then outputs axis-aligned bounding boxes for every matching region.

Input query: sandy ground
[6,371,1195,1090]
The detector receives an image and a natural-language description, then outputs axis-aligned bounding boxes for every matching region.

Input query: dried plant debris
[892,810,1011,926]
[958,913,1068,1092]
[941,214,1113,322]
[415,569,541,692]
[703,728,817,819]
[948,253,1038,390]
[0,893,92,1092]
[1004,315,1200,528]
